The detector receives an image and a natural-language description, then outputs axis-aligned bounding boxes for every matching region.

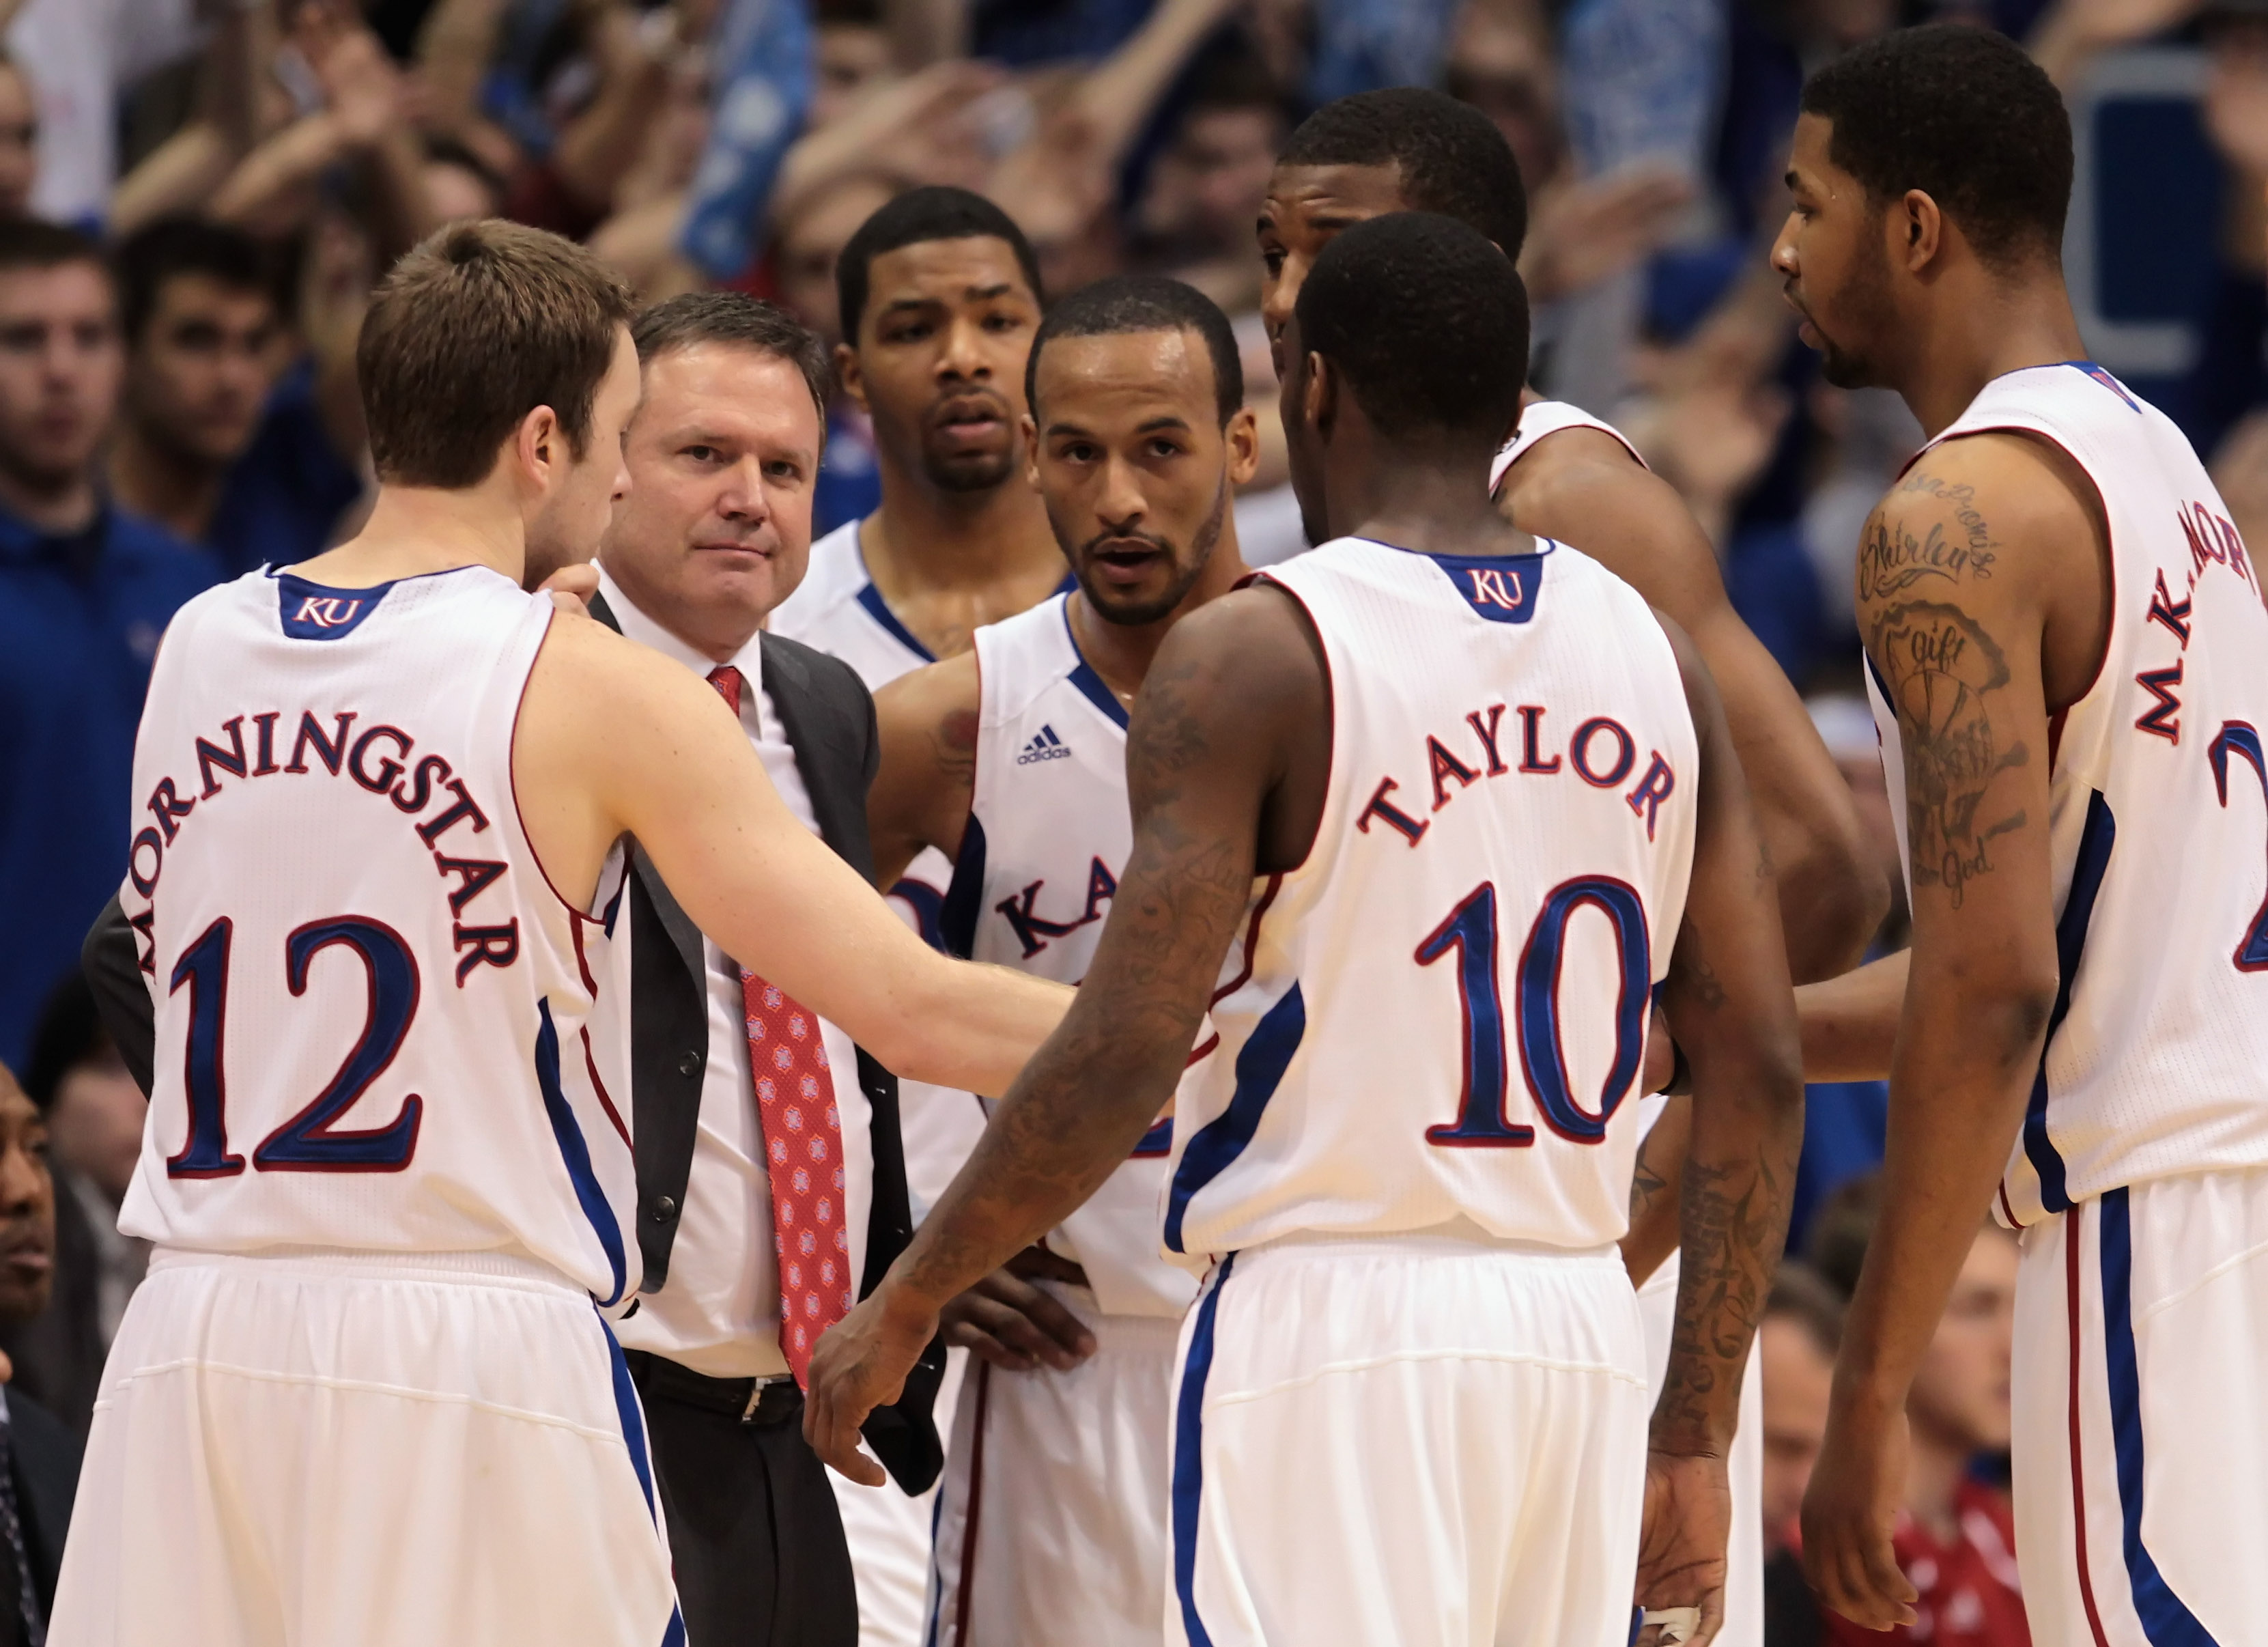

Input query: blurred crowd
[0,0,2256,1637]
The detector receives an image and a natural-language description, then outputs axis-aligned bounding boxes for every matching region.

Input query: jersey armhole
[1247,575,1335,878]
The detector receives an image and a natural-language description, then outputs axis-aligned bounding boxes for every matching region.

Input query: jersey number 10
[167,915,427,1177]
[1417,877,1652,1147]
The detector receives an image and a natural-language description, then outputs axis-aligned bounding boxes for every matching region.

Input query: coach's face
[838,236,1040,494]
[1256,161,1407,378]
[0,1068,54,1325]
[1772,113,1899,391]
[599,342,822,661]
[1026,326,1258,628]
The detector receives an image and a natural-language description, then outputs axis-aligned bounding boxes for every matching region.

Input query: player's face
[127,273,283,468]
[0,1071,55,1324]
[838,236,1040,494]
[0,259,122,492]
[1907,1229,2017,1454]
[1757,1317,1834,1557]
[1772,113,1899,391]
[600,343,823,653]
[524,326,638,587]
[1256,162,1409,379]
[1026,327,1259,628]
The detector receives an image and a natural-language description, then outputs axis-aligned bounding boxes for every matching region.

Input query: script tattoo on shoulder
[1858,477,1999,599]
[931,705,978,785]
[1869,597,2029,907]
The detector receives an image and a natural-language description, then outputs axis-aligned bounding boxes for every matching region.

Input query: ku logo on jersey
[1428,548,1547,625]
[1016,724,1073,765]
[279,576,388,640]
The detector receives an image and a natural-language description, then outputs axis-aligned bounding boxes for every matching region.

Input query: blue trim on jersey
[938,813,988,959]
[2063,360,2142,412]
[537,1000,629,1306]
[2099,1189,2221,1644]
[1171,1252,1234,1647]
[1133,1118,1173,1157]
[2022,792,2116,1213]
[276,572,392,640]
[855,580,936,664]
[1163,984,1305,1254]
[1061,603,1131,730]
[601,1319,690,1647]
[1420,548,1550,623]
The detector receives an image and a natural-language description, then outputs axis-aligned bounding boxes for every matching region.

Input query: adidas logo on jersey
[1016,724,1072,765]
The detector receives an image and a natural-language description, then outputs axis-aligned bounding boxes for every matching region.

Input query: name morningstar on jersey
[126,709,520,985]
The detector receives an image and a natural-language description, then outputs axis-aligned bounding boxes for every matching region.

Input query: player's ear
[1224,404,1261,489]
[1899,188,1943,272]
[514,404,563,491]
[1021,412,1041,491]
[1304,352,1337,440]
[834,341,868,412]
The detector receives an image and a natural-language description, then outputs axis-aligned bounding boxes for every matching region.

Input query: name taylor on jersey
[127,705,522,987]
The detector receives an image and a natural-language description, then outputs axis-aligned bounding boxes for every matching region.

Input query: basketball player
[48,221,1068,1647]
[864,274,1258,1646]
[808,212,1804,1647]
[1251,88,1871,1644]
[765,184,1073,1639]
[1768,29,2268,1642]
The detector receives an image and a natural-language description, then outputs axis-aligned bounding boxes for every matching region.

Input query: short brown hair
[0,219,108,281]
[358,219,635,489]
[632,291,832,426]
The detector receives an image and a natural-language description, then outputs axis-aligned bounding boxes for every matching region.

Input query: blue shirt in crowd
[0,503,221,1068]
[202,360,365,577]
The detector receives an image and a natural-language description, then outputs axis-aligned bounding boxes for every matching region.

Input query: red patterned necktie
[707,665,853,1386]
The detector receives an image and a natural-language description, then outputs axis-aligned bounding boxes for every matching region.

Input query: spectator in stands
[2,974,144,1437]
[107,217,364,575]
[1762,1263,1843,1646]
[1802,1179,2028,1647]
[0,221,218,1071]
[0,1055,83,1641]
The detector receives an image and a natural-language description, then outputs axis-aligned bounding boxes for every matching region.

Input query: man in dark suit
[585,292,944,1646]
[79,292,943,1647]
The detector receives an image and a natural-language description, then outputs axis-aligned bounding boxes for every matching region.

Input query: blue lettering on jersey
[278,574,390,640]
[1425,549,1549,624]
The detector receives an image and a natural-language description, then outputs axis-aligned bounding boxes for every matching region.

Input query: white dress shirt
[598,565,872,1378]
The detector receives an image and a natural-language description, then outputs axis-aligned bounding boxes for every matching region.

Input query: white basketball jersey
[1164,536,1698,1263]
[952,596,1200,1317]
[1489,399,1645,498]
[1867,363,2268,1223]
[116,566,637,1305]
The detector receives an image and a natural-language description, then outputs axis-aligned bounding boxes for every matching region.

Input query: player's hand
[941,1248,1098,1372]
[1800,1398,1918,1631]
[802,1280,939,1487]
[535,563,599,613]
[1635,1447,1731,1646]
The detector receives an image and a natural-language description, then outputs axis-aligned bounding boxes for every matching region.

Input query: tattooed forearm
[1868,598,2030,907]
[1652,1149,1791,1450]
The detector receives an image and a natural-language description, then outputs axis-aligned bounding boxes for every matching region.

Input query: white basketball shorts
[929,1282,1180,1647]
[1166,1230,1651,1647]
[2010,1166,2268,1647]
[830,1345,967,1647]
[49,1246,681,1647]
[1636,1251,1764,1647]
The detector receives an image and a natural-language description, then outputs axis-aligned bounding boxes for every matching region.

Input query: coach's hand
[535,563,599,613]
[804,1280,939,1487]
[1800,1397,1918,1631]
[1635,1447,1731,1646]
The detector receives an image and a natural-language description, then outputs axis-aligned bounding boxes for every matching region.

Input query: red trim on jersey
[2065,1205,2114,1647]
[570,910,599,996]
[507,606,602,920]
[1998,1182,2022,1230]
[950,1360,993,1646]
[580,1026,632,1153]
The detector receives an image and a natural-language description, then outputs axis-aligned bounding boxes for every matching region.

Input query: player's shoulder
[873,645,979,731]
[1882,427,2098,548]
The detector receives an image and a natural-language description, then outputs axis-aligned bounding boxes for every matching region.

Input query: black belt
[623,1349,803,1425]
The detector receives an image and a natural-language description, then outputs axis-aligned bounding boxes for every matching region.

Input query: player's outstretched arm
[1800,438,2072,1631]
[515,611,1070,1097]
[866,653,980,891]
[1639,615,1806,1647]
[1792,948,1910,1084]
[1505,436,1884,982]
[802,585,1324,1482]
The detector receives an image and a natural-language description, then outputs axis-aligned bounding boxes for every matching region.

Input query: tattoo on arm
[1860,476,1999,600]
[931,705,978,788]
[1869,597,2030,907]
[1653,1149,1786,1444]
